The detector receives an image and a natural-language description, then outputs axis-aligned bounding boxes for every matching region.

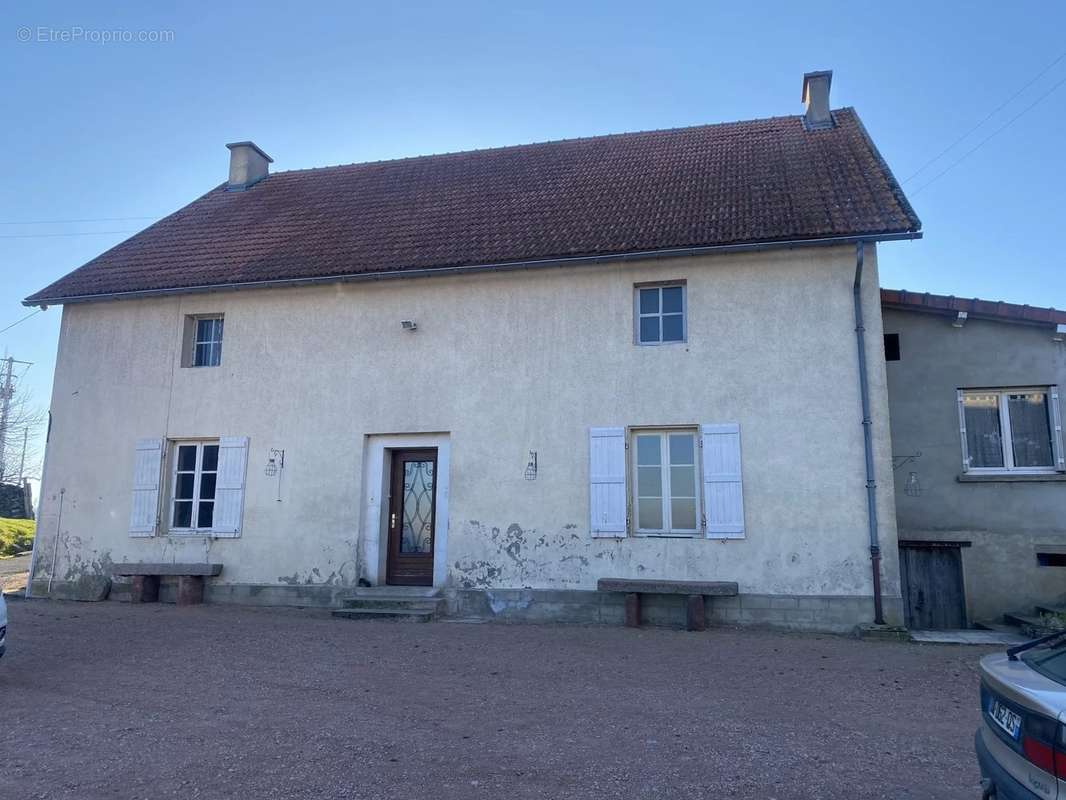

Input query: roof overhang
[25,230,921,307]
[881,288,1066,329]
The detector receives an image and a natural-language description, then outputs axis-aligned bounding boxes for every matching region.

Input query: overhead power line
[911,72,1066,197]
[903,49,1066,184]
[0,309,43,335]
[0,229,137,239]
[0,215,160,226]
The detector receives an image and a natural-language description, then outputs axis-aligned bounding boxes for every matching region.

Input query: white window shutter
[129,438,163,537]
[702,423,745,539]
[211,436,249,537]
[1051,386,1065,473]
[589,427,626,537]
[957,390,970,472]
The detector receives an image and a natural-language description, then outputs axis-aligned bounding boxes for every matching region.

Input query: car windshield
[1022,644,1066,686]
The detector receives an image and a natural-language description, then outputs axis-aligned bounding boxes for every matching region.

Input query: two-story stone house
[23,71,922,630]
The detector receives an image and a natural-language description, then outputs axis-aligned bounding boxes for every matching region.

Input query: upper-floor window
[636,283,685,345]
[959,387,1064,474]
[183,314,224,367]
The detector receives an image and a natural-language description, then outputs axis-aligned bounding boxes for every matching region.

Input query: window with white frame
[185,315,224,367]
[170,441,219,530]
[636,283,685,345]
[959,388,1065,474]
[632,428,700,535]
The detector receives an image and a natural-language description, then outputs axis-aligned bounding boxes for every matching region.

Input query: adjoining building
[882,290,1066,629]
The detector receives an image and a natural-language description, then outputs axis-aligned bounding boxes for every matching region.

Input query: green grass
[0,517,35,557]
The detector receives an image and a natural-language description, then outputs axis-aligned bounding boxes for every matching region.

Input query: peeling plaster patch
[559,555,589,567]
[486,589,534,615]
[454,558,503,589]
[278,563,355,587]
[58,545,114,600]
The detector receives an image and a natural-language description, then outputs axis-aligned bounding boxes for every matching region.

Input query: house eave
[24,230,922,307]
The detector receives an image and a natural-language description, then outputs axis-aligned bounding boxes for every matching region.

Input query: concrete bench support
[686,594,706,632]
[130,575,160,604]
[625,593,641,628]
[598,578,738,631]
[114,563,222,607]
[177,575,205,606]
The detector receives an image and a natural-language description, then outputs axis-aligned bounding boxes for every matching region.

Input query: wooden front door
[386,449,437,586]
[899,543,967,630]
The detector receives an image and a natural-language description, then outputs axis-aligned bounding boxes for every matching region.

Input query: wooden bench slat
[596,578,738,596]
[113,563,223,577]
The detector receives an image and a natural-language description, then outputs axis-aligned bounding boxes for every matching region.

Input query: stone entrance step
[332,585,444,623]
[332,608,436,623]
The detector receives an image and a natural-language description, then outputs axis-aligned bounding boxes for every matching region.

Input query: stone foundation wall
[0,481,32,519]
[37,578,897,633]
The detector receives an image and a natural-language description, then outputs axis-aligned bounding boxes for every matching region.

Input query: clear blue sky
[2,1,1065,436]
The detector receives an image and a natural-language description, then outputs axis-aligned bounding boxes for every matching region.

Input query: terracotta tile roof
[26,108,920,304]
[881,289,1066,326]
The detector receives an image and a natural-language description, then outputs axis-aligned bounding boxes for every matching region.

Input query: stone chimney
[801,71,834,130]
[225,141,273,191]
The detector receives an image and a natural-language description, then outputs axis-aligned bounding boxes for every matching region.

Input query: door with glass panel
[386,449,438,586]
[632,430,700,535]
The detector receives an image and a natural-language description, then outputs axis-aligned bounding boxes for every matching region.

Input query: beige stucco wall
[31,243,900,613]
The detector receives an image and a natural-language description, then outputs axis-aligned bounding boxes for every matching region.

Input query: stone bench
[112,563,223,606]
[597,578,739,631]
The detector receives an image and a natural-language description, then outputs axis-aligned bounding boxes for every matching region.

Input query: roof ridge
[269,110,849,176]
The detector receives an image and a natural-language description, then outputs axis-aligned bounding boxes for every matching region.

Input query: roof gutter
[24,230,921,307]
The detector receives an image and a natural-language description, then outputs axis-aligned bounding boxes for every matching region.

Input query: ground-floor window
[632,428,700,536]
[170,440,219,531]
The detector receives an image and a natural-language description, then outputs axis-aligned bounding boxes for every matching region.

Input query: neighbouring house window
[184,315,224,367]
[959,388,1062,473]
[636,283,685,345]
[632,428,700,535]
[884,333,901,361]
[170,441,219,530]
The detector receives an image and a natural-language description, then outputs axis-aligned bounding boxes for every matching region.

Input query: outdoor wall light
[265,448,285,502]
[400,320,418,332]
[904,471,921,498]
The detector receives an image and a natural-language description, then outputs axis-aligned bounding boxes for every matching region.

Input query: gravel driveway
[0,600,990,799]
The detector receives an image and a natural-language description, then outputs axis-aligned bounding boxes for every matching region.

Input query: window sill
[633,532,700,539]
[957,473,1066,484]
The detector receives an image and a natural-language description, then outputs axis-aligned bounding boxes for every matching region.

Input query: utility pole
[0,355,32,483]
[0,355,13,482]
[18,427,28,482]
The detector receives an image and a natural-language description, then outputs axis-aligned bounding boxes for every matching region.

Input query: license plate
[990,699,1022,740]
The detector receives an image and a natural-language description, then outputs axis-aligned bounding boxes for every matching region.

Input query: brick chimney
[225,141,273,191]
[801,71,834,130]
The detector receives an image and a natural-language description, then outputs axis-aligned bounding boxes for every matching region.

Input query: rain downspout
[853,241,885,625]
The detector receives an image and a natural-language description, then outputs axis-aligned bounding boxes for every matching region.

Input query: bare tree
[0,359,46,483]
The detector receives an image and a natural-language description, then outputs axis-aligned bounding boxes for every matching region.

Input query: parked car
[0,593,6,658]
[977,633,1066,799]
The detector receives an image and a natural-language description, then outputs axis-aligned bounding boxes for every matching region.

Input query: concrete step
[331,608,436,623]
[1034,605,1066,618]
[974,619,1022,635]
[1003,611,1052,637]
[350,585,442,599]
[341,597,445,613]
